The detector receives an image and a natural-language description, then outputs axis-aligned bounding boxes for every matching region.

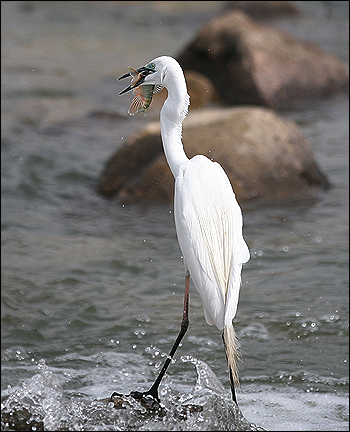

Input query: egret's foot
[110,391,124,399]
[110,388,160,411]
[130,387,159,401]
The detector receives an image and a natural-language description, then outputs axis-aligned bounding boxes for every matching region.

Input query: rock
[0,394,201,431]
[148,70,218,114]
[107,393,203,421]
[221,1,300,19]
[176,10,349,109]
[1,405,44,431]
[1,393,263,431]
[97,106,330,205]
[97,121,163,198]
[178,70,219,109]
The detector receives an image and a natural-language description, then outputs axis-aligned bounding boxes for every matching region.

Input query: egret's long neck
[160,68,190,178]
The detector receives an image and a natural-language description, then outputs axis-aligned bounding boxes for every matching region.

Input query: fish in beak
[118,63,163,115]
[118,66,149,95]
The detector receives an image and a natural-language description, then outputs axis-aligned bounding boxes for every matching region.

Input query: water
[1,1,349,430]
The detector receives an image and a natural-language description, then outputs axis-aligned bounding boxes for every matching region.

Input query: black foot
[110,391,124,399]
[110,388,160,411]
[110,389,167,418]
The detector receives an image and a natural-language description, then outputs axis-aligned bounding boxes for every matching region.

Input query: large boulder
[176,10,349,109]
[147,70,218,115]
[97,106,330,205]
[221,1,300,19]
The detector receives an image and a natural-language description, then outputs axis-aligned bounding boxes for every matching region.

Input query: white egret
[114,56,250,405]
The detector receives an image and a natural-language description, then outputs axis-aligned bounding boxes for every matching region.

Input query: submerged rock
[106,393,202,421]
[97,106,330,205]
[1,403,44,431]
[1,393,264,431]
[1,356,266,431]
[177,10,349,109]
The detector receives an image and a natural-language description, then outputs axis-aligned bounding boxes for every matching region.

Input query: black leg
[228,364,238,405]
[222,332,238,405]
[112,271,190,402]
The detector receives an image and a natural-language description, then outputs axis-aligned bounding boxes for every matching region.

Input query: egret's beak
[118,66,151,95]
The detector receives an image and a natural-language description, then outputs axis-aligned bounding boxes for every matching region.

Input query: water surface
[1,1,349,430]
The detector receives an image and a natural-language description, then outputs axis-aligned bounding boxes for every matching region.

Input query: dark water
[1,1,349,430]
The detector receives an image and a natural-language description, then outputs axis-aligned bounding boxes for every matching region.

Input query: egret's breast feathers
[174,156,249,329]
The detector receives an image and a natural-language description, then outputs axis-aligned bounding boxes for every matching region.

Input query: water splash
[1,359,63,431]
[1,356,265,431]
[179,356,265,431]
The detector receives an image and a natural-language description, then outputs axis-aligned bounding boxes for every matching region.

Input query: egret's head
[118,61,156,95]
[118,57,172,92]
[117,57,173,115]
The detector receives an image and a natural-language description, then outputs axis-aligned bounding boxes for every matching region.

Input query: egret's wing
[175,155,249,329]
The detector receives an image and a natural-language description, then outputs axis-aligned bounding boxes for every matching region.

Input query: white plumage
[118,55,250,403]
[175,155,250,330]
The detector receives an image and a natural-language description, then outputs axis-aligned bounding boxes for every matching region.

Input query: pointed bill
[118,67,145,95]
[118,63,162,113]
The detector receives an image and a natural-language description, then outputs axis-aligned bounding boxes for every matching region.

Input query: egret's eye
[145,62,156,72]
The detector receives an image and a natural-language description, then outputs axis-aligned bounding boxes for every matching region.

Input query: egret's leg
[228,364,238,405]
[141,270,190,400]
[112,271,190,402]
[222,332,238,405]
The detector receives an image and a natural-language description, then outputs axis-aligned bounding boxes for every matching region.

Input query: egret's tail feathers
[223,324,241,389]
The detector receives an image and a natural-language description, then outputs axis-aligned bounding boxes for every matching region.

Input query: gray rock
[221,1,300,19]
[97,107,330,204]
[176,10,349,109]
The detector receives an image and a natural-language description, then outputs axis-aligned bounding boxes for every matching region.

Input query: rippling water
[1,1,349,431]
